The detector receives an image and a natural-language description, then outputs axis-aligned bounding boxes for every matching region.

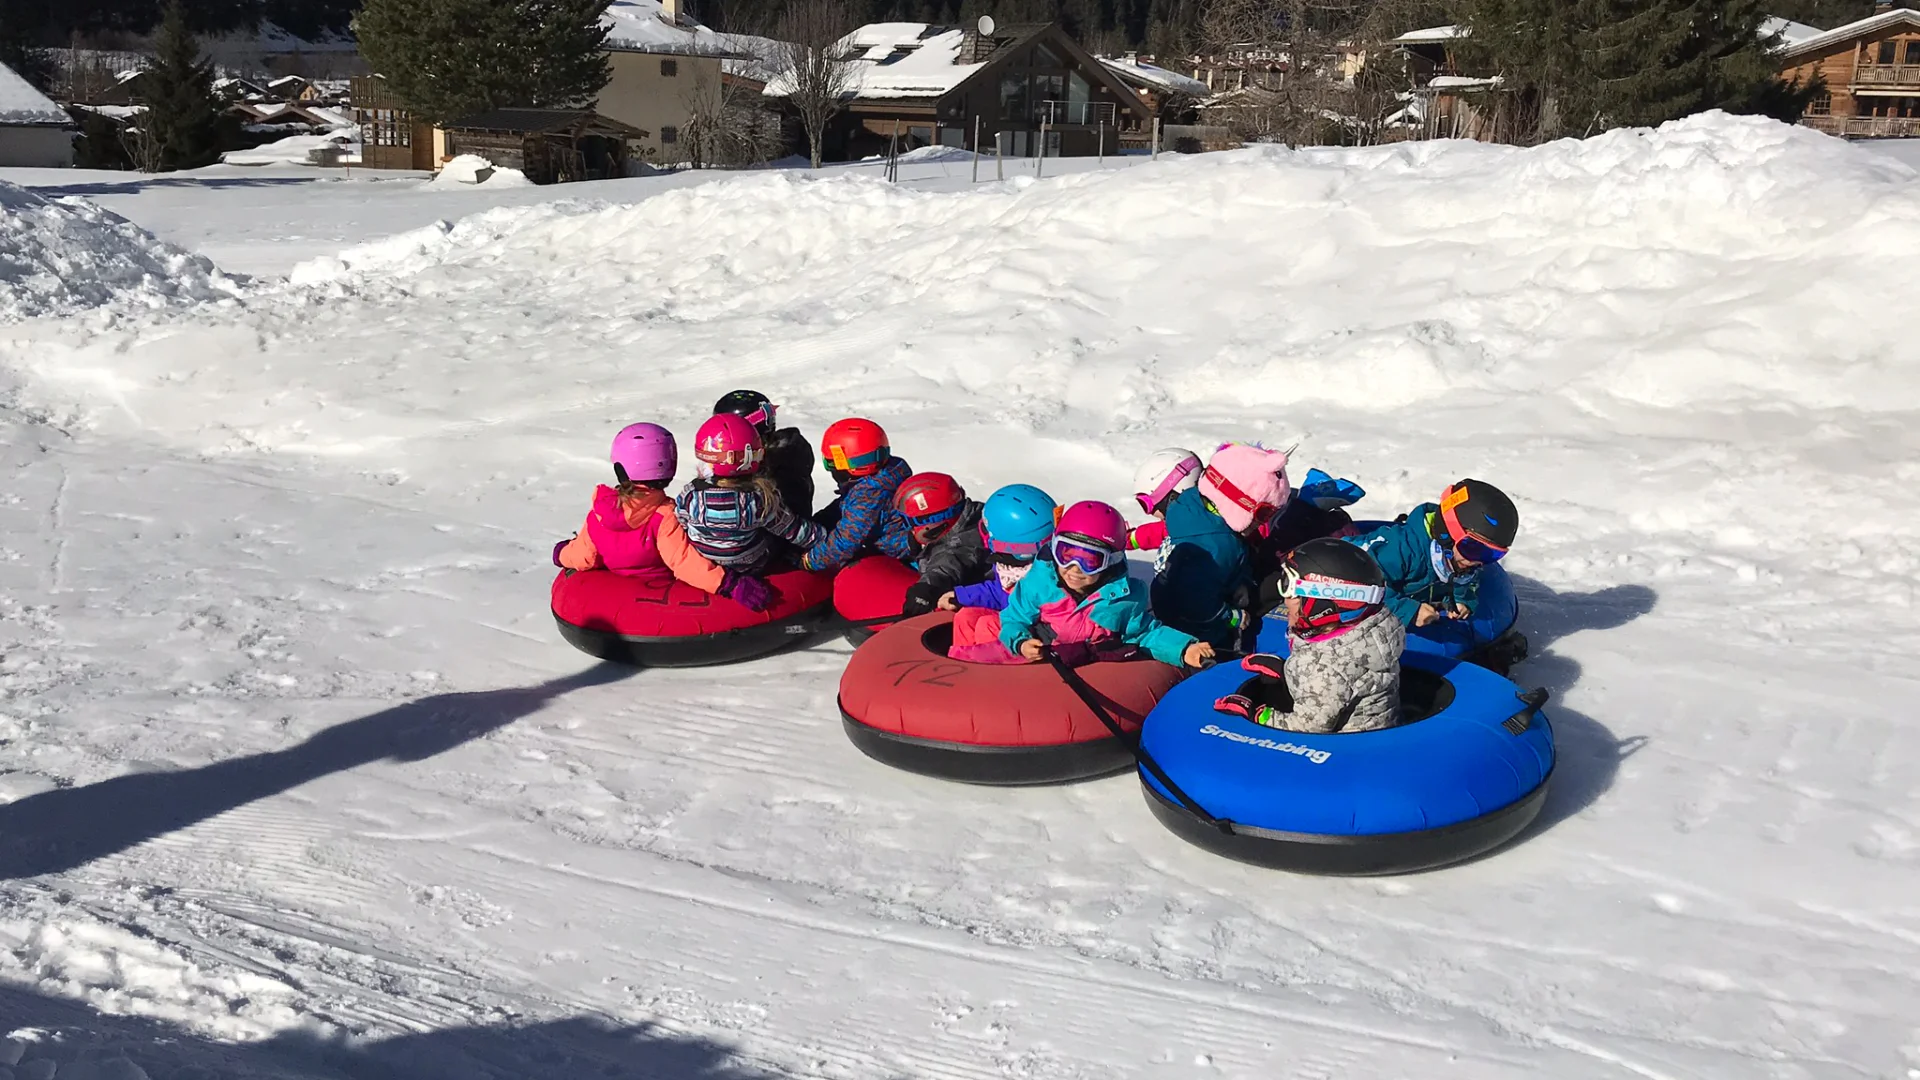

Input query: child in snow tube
[802,418,915,573]
[895,473,989,617]
[712,389,814,523]
[954,501,1213,670]
[553,422,775,610]
[1349,478,1518,631]
[936,483,1057,649]
[1215,539,1406,734]
[1126,448,1202,569]
[1151,443,1291,650]
[677,414,825,574]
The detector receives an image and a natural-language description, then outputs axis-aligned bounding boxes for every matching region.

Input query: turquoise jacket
[1148,487,1252,645]
[998,560,1196,668]
[1347,503,1482,626]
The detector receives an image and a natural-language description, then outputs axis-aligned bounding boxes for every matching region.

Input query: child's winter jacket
[1348,504,1482,626]
[764,425,816,522]
[902,500,988,614]
[1270,609,1405,734]
[677,481,823,572]
[801,457,915,572]
[995,560,1196,668]
[1148,487,1253,646]
[558,485,726,591]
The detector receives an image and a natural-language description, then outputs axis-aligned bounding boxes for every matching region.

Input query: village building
[0,61,75,168]
[786,20,1155,161]
[1098,53,1212,126]
[440,108,648,183]
[1779,5,1920,137]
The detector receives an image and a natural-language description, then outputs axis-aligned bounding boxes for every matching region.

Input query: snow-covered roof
[1762,16,1825,46]
[1424,75,1504,90]
[0,61,69,126]
[1389,24,1465,45]
[762,22,985,100]
[1099,55,1210,98]
[1780,8,1920,57]
[600,0,757,58]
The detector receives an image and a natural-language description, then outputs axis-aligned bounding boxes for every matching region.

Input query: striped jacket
[676,481,824,572]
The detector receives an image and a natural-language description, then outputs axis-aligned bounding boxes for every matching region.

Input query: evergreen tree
[0,18,56,94]
[138,0,225,172]
[1458,0,1820,142]
[357,0,611,125]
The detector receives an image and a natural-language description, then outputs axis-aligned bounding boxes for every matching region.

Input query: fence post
[996,130,1003,181]
[1151,117,1161,159]
[971,115,981,183]
[1097,119,1105,164]
[1037,121,1047,178]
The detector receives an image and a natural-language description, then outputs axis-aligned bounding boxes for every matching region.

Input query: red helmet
[894,472,966,539]
[821,418,890,478]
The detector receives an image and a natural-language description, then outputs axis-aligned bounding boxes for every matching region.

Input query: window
[1806,91,1833,116]
[1000,71,1029,121]
[1907,40,1920,65]
[1878,40,1898,64]
[661,58,678,76]
[661,125,678,144]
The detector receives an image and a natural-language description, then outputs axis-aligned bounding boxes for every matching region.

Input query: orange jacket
[559,486,727,594]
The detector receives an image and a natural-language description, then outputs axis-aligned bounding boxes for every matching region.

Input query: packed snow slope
[0,113,1916,1079]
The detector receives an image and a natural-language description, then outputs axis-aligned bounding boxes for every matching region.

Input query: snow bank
[222,131,359,167]
[0,182,241,322]
[292,112,1920,414]
[431,154,534,189]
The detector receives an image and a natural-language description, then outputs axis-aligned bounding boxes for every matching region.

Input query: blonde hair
[713,473,781,505]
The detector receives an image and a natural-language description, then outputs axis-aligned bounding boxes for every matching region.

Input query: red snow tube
[832,554,921,643]
[838,612,1184,785]
[552,567,836,667]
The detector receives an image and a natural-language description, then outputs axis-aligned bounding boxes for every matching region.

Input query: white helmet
[1132,447,1203,515]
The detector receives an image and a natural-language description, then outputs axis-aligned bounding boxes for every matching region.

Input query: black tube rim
[839,704,1136,786]
[1140,770,1551,875]
[554,604,833,667]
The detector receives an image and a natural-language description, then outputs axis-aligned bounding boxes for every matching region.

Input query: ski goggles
[1202,465,1282,530]
[741,402,776,430]
[1135,458,1200,516]
[1051,534,1125,576]
[1439,484,1509,563]
[1280,564,1386,606]
[823,445,888,474]
[979,520,1049,560]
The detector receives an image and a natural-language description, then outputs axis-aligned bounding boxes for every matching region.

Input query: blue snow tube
[1252,560,1520,661]
[1135,649,1555,875]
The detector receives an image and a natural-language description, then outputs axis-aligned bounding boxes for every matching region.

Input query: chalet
[352,74,435,171]
[789,20,1155,161]
[440,108,647,184]
[0,60,73,167]
[1099,54,1212,124]
[1779,5,1920,137]
[1190,44,1286,93]
[597,0,766,163]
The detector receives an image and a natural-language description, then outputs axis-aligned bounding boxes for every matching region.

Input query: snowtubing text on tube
[1136,650,1555,875]
[838,612,1184,785]
[832,554,921,644]
[551,567,836,667]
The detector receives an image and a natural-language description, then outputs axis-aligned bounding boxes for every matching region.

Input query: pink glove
[720,569,776,612]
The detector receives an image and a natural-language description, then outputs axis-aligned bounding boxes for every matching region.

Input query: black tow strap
[1042,648,1232,834]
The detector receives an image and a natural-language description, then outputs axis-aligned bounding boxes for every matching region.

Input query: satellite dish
[978,15,996,35]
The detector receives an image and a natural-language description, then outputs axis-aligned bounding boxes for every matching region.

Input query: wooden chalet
[441,108,648,184]
[806,20,1156,161]
[352,74,435,170]
[1779,4,1920,138]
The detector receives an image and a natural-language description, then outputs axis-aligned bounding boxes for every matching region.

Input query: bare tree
[773,0,857,169]
[679,65,786,169]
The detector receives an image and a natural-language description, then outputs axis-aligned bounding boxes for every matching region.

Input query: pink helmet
[1198,443,1292,533]
[692,414,765,478]
[1054,500,1129,551]
[610,422,677,485]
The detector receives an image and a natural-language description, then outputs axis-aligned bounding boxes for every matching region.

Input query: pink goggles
[1135,458,1200,516]
[1051,534,1124,576]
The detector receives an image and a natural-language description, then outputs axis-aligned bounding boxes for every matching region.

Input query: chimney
[661,0,680,25]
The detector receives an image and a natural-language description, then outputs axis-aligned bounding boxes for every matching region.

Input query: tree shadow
[1503,576,1658,837]
[0,666,628,881]
[33,177,343,197]
[0,981,775,1079]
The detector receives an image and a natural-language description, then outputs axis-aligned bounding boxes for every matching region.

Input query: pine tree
[138,0,225,172]
[1458,0,1820,142]
[357,0,612,126]
[0,7,56,92]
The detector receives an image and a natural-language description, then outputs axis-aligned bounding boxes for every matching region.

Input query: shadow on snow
[0,666,629,880]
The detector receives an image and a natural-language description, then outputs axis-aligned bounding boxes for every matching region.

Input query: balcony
[1037,100,1119,127]
[1801,114,1920,138]
[1853,63,1920,87]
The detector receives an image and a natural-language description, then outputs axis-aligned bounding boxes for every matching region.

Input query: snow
[1780,7,1920,56]
[0,62,67,127]
[222,132,359,167]
[599,0,751,57]
[769,22,980,99]
[1762,16,1826,46]
[1427,75,1505,90]
[1100,55,1212,98]
[1390,24,1464,44]
[0,181,240,321]
[0,112,1918,1078]
[431,154,535,188]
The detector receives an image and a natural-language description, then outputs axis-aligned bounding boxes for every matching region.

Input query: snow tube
[1136,650,1554,875]
[832,554,921,643]
[551,567,836,667]
[1253,560,1520,662]
[838,612,1184,785]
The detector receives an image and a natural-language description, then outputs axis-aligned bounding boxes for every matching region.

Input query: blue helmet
[980,484,1057,559]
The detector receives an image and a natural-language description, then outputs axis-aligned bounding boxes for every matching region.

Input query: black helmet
[1438,478,1517,556]
[713,389,777,438]
[1282,538,1387,634]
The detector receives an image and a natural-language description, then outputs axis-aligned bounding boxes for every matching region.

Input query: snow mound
[292,112,1920,414]
[431,155,534,189]
[0,182,241,322]
[223,131,359,167]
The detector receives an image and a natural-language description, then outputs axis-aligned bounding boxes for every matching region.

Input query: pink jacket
[559,485,726,593]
